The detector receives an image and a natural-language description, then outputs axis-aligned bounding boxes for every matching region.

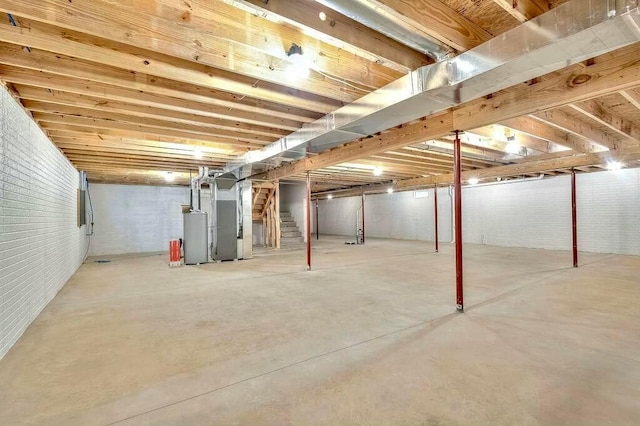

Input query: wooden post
[262,216,267,247]
[275,180,281,249]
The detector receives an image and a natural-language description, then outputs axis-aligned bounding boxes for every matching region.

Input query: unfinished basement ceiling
[0,0,639,191]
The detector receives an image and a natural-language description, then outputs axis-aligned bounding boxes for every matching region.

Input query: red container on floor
[169,239,181,266]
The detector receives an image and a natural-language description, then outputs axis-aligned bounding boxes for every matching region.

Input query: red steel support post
[316,199,319,240]
[434,185,439,253]
[361,192,366,244]
[572,170,578,268]
[306,172,312,270]
[454,131,464,312]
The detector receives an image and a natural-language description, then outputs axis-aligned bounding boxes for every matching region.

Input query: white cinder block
[87,184,190,256]
[318,171,640,256]
[0,86,87,360]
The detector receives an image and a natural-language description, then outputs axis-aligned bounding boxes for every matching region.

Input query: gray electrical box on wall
[78,171,87,227]
[77,189,86,227]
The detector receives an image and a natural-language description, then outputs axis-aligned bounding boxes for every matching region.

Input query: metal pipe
[571,170,578,268]
[189,169,193,209]
[434,185,439,253]
[361,192,366,245]
[315,199,319,240]
[306,172,312,270]
[454,131,464,313]
[190,166,208,211]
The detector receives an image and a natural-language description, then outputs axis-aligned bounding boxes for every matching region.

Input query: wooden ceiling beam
[492,0,549,23]
[466,124,552,153]
[500,116,598,153]
[531,107,620,150]
[256,113,453,181]
[371,151,494,169]
[253,45,640,182]
[44,130,239,154]
[24,101,279,144]
[32,107,270,149]
[393,145,640,189]
[0,46,316,124]
[0,2,381,101]
[147,0,403,85]
[51,135,236,159]
[410,142,510,163]
[364,0,491,51]
[619,89,640,111]
[569,99,640,144]
[0,18,342,112]
[234,0,428,72]
[16,87,290,138]
[38,120,258,151]
[453,46,640,130]
[395,147,503,167]
[54,141,230,162]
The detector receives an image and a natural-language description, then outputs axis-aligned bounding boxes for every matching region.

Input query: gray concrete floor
[1,237,639,425]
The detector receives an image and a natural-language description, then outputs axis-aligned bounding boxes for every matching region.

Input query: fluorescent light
[373,166,383,176]
[607,161,623,171]
[194,149,203,159]
[468,177,479,185]
[327,194,333,200]
[165,172,175,182]
[387,187,393,194]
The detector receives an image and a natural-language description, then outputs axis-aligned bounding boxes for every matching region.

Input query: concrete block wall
[318,169,640,256]
[318,188,452,243]
[87,184,189,256]
[0,86,87,359]
[462,176,572,250]
[577,169,640,254]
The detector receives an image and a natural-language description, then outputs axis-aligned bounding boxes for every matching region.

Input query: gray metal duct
[315,0,452,61]
[227,0,640,178]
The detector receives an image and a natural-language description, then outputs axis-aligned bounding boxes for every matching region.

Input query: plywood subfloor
[0,237,639,425]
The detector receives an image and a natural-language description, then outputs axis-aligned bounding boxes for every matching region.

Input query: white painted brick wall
[0,87,87,360]
[318,188,449,242]
[280,182,308,240]
[577,169,640,254]
[462,175,572,250]
[87,184,189,256]
[318,169,640,256]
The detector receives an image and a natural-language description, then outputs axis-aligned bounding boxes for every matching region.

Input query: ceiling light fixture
[373,166,383,176]
[286,43,310,81]
[327,194,333,200]
[468,177,479,185]
[607,161,623,171]
[319,11,327,21]
[387,187,394,194]
[165,172,175,182]
[505,138,520,155]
